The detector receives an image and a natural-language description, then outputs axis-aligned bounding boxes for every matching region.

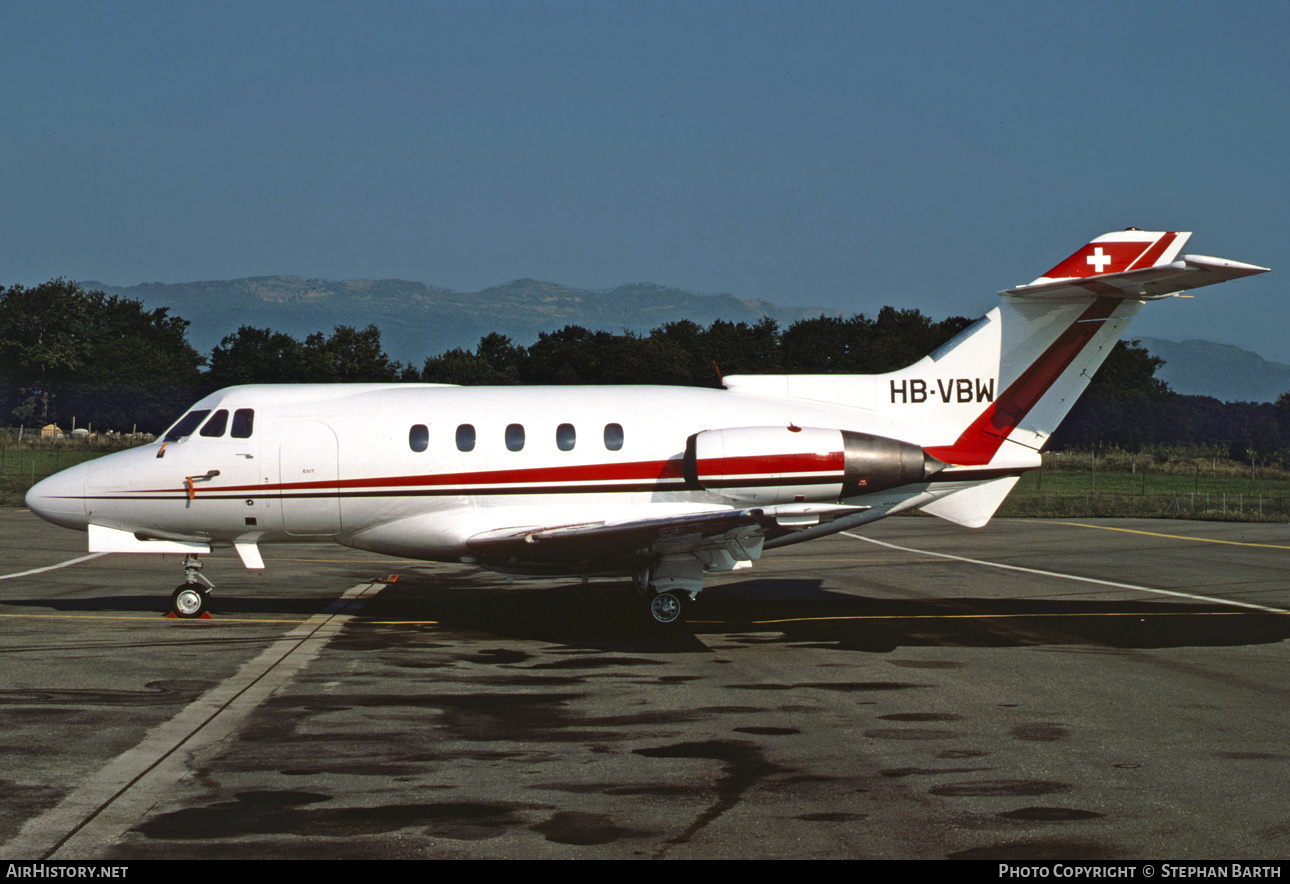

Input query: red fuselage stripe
[130,453,847,498]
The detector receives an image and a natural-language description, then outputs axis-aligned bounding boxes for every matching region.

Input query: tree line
[2,278,1287,461]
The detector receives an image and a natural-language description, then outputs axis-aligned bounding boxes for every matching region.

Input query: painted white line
[841,532,1287,615]
[0,552,108,581]
[1,581,382,860]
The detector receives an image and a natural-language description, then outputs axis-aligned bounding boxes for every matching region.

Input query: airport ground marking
[0,580,382,860]
[841,532,1288,615]
[690,610,1275,626]
[0,552,108,581]
[1055,520,1290,550]
[0,611,314,624]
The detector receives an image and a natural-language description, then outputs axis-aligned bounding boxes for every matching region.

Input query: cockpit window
[164,410,211,442]
[200,410,229,437]
[231,409,254,439]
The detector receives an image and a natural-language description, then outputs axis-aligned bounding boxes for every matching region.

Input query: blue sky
[4,1,1287,359]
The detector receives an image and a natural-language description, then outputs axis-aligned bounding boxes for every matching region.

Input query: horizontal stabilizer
[918,476,1020,528]
[1005,255,1268,301]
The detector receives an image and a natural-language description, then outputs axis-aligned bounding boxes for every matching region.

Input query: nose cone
[26,462,89,530]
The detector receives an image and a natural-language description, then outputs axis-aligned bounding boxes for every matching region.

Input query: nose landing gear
[169,555,214,619]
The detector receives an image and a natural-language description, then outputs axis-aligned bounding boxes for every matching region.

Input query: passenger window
[231,409,254,439]
[506,424,525,452]
[164,410,211,442]
[456,424,475,452]
[409,424,428,452]
[556,423,575,451]
[604,423,624,451]
[200,410,229,437]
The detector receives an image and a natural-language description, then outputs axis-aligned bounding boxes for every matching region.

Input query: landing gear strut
[170,554,214,618]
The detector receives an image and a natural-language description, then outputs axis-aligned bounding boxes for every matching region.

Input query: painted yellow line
[692,610,1285,626]
[349,620,442,626]
[0,611,444,627]
[0,611,313,625]
[1055,521,1290,550]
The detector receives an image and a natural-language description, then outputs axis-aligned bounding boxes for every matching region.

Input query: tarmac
[1,508,1288,859]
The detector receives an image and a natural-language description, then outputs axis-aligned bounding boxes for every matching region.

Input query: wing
[463,503,868,573]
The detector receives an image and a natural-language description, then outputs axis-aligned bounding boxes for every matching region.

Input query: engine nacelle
[684,426,944,505]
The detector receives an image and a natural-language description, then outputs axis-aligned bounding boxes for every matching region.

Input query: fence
[998,489,1290,521]
[0,431,147,506]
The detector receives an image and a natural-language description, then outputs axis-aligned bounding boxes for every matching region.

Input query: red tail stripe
[1041,232,1177,279]
[1125,231,1177,271]
[925,296,1121,466]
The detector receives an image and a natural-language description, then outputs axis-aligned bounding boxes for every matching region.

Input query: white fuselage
[28,380,1001,572]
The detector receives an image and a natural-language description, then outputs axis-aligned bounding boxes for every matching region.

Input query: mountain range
[1135,337,1290,404]
[83,276,838,367]
[81,276,1289,403]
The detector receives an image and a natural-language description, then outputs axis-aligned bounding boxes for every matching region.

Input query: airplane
[24,230,1268,626]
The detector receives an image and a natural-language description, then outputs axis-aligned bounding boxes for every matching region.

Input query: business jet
[25,230,1267,625]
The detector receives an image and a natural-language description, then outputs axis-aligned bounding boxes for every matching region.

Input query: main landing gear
[633,558,701,628]
[645,589,687,627]
[170,554,214,618]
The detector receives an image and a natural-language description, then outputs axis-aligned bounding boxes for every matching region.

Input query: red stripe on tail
[925,297,1121,466]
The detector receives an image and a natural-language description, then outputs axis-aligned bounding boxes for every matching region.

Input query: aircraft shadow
[344,573,1290,654]
[7,570,1286,655]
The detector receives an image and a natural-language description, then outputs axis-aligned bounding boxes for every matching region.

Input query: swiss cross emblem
[1086,247,1113,274]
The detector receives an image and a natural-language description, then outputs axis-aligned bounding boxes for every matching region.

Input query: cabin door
[279,421,342,536]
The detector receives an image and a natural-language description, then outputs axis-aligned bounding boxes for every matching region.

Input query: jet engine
[683,426,944,505]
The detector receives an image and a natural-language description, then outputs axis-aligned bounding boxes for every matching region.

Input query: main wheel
[171,584,209,618]
[646,590,686,626]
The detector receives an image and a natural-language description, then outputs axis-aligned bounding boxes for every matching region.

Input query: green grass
[998,455,1290,521]
[0,442,140,507]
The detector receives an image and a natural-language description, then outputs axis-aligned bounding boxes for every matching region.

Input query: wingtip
[1181,255,1271,275]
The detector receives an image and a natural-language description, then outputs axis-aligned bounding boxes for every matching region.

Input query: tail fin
[720,230,1266,527]
[723,229,1267,475]
[1034,229,1189,282]
[911,229,1267,527]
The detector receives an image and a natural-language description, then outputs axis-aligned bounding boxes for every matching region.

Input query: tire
[171,585,209,618]
[646,590,686,626]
